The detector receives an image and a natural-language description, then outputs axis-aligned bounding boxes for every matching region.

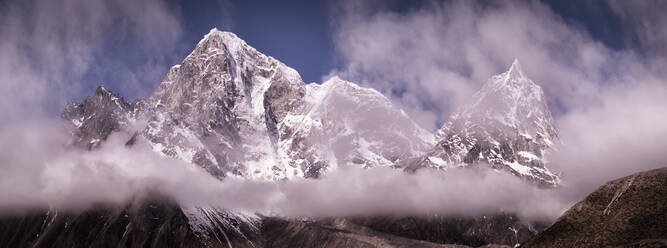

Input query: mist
[0,121,565,221]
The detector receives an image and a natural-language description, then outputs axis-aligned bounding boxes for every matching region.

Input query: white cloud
[608,1,667,56]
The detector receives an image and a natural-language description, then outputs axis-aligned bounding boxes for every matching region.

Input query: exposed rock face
[143,30,307,179]
[413,60,560,186]
[61,85,140,150]
[521,167,667,248]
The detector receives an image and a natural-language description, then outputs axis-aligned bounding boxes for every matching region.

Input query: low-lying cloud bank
[1,104,664,220]
[0,122,565,220]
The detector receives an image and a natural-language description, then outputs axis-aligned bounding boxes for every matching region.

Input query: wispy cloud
[328,0,667,202]
[0,0,183,122]
[328,1,667,130]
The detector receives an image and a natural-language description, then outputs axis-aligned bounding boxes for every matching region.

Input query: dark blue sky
[182,0,630,82]
[170,0,430,85]
[176,0,335,84]
[82,0,636,101]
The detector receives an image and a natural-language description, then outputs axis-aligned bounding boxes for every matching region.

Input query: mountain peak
[94,85,111,96]
[179,28,249,63]
[497,59,531,91]
[507,59,523,78]
[204,28,241,42]
[196,28,245,49]
[475,59,544,107]
[424,58,560,186]
[510,58,521,70]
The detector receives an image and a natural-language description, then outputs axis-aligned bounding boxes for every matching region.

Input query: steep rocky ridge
[521,167,667,248]
[61,85,142,150]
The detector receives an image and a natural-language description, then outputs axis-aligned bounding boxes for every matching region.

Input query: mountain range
[3,29,664,247]
[62,28,558,185]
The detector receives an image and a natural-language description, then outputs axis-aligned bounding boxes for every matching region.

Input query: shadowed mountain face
[521,167,667,248]
[0,203,526,248]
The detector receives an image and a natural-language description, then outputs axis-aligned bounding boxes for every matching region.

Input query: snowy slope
[278,76,434,177]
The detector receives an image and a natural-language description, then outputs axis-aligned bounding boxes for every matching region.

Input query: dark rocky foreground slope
[0,197,261,248]
[521,167,667,248]
[0,203,527,247]
[348,215,543,246]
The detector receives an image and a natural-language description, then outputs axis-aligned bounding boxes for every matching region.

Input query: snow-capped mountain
[413,60,560,186]
[62,29,561,187]
[51,29,571,248]
[62,29,560,186]
[64,28,433,180]
[143,29,306,179]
